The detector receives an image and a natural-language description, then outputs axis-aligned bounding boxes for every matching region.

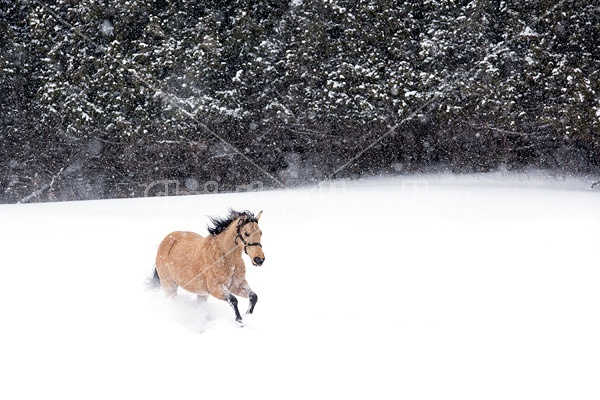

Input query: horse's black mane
[207,209,258,236]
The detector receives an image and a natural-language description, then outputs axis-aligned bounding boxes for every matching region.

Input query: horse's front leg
[247,291,258,314]
[226,292,244,326]
[209,283,244,325]
[232,279,258,315]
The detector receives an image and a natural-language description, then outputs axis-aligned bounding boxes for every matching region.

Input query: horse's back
[157,231,205,261]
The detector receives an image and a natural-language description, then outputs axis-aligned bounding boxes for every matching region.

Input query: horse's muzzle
[253,257,264,266]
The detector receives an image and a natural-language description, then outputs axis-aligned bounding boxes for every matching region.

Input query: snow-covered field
[1,173,599,399]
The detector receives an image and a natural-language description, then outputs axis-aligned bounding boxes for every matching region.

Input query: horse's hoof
[236,319,245,328]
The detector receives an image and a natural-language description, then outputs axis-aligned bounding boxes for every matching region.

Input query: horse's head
[236,210,265,266]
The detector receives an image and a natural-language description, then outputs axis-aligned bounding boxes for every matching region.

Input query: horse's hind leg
[156,235,180,298]
[197,292,209,303]
[161,280,178,297]
[155,266,178,297]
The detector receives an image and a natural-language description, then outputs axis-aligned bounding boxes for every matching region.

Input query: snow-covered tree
[1,0,598,202]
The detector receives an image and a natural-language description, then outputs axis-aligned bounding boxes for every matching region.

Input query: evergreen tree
[1,0,598,202]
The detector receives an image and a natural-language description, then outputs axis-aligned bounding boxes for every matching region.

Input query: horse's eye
[244,232,250,237]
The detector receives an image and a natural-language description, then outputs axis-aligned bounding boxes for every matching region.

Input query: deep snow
[0,173,599,399]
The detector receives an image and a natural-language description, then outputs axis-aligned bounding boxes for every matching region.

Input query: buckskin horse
[150,210,265,326]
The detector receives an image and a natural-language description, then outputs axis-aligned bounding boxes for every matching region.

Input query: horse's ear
[256,210,263,221]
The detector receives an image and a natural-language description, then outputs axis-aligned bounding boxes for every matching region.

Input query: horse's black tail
[144,267,161,291]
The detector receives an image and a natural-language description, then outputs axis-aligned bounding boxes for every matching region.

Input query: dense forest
[1,0,599,203]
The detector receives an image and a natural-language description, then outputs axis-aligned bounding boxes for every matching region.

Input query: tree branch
[17,168,64,204]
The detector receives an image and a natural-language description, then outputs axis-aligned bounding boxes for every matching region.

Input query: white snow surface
[1,173,599,399]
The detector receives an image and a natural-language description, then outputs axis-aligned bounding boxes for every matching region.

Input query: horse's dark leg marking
[247,292,258,314]
[227,293,244,325]
[233,280,257,315]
